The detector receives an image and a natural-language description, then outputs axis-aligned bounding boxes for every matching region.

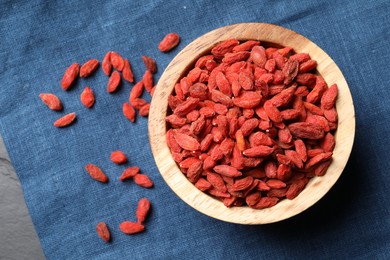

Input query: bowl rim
[148,22,355,225]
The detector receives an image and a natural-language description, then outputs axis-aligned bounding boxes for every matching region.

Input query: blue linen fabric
[1,0,390,259]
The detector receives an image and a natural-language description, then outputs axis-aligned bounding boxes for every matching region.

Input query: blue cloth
[1,0,390,259]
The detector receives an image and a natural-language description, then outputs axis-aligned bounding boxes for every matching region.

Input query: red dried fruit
[282,59,299,85]
[39,93,62,111]
[304,102,324,116]
[143,70,154,93]
[213,165,242,177]
[270,86,296,107]
[233,91,262,109]
[321,83,338,110]
[211,89,233,106]
[174,97,200,117]
[321,133,336,152]
[246,191,262,207]
[216,71,232,96]
[165,40,338,209]
[264,100,282,123]
[136,198,151,223]
[110,150,127,164]
[280,109,300,121]
[296,73,317,87]
[195,178,212,191]
[179,157,200,169]
[61,63,79,90]
[285,150,303,168]
[314,160,332,176]
[290,53,311,63]
[289,122,325,139]
[299,59,317,73]
[250,46,267,68]
[286,178,307,199]
[122,59,135,83]
[102,52,112,76]
[266,179,287,189]
[80,86,95,108]
[230,176,253,191]
[211,39,239,59]
[240,118,258,136]
[85,164,108,183]
[200,133,213,152]
[174,133,200,151]
[252,197,279,209]
[110,51,124,71]
[53,112,76,127]
[222,51,250,64]
[142,55,157,74]
[107,71,121,93]
[323,107,338,123]
[123,103,136,122]
[80,59,99,78]
[129,81,144,101]
[187,160,203,183]
[294,139,307,162]
[158,32,180,52]
[207,171,227,192]
[195,55,215,68]
[119,221,145,235]
[305,152,333,169]
[139,104,150,117]
[96,222,111,243]
[131,99,149,111]
[119,167,140,181]
[243,145,274,157]
[133,173,154,188]
[189,83,209,100]
[233,40,260,52]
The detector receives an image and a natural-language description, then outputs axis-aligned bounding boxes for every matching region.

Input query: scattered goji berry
[110,150,128,164]
[53,112,76,127]
[39,93,63,111]
[158,33,180,52]
[96,222,111,243]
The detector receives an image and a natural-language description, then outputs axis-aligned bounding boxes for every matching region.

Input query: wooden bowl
[148,23,355,224]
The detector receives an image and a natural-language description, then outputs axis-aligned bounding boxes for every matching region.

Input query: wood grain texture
[149,23,355,224]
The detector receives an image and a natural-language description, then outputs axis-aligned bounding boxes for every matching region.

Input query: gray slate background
[0,136,45,260]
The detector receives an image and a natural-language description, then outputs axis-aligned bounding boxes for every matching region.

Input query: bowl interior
[149,23,355,224]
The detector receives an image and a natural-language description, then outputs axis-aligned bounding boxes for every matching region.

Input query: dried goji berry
[123,103,136,123]
[102,51,112,76]
[61,63,79,90]
[110,51,125,71]
[85,164,108,183]
[133,173,154,188]
[158,33,180,52]
[80,86,95,108]
[122,59,134,83]
[110,150,127,164]
[119,167,140,181]
[96,222,111,242]
[39,93,62,111]
[165,40,339,209]
[107,71,121,93]
[80,59,99,78]
[136,198,151,223]
[54,112,76,127]
[119,221,145,235]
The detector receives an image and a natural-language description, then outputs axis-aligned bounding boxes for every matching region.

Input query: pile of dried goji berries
[165,39,338,209]
[39,33,180,242]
